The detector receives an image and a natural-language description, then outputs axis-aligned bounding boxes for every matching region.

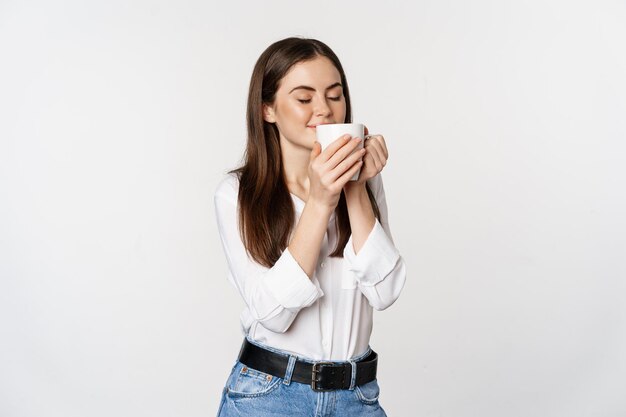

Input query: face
[263,55,346,150]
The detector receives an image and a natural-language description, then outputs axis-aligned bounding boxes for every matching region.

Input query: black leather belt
[237,339,378,392]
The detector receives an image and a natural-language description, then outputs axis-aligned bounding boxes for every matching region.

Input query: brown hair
[229,37,380,268]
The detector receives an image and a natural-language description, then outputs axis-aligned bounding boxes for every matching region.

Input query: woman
[214,37,406,416]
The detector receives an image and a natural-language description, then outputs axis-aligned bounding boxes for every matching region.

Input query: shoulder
[214,171,240,204]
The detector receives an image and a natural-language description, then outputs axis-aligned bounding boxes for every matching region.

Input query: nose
[313,96,332,117]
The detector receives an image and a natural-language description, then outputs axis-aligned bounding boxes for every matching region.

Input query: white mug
[315,123,365,181]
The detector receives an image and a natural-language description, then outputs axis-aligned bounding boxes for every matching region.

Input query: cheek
[281,103,310,123]
[334,102,347,121]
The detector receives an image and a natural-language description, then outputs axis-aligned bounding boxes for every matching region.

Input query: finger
[319,134,352,162]
[336,159,364,186]
[310,141,321,161]
[360,151,377,175]
[367,136,387,162]
[326,137,362,169]
[378,135,389,159]
[363,149,376,167]
[328,147,366,182]
[366,143,386,170]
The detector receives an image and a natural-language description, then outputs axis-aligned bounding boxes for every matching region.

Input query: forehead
[279,56,342,90]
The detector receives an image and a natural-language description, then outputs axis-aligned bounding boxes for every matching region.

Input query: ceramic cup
[315,123,365,181]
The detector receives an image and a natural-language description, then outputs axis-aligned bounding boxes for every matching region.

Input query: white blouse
[214,172,406,361]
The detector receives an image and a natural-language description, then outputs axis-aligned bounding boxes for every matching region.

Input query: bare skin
[263,56,389,278]
[288,136,365,277]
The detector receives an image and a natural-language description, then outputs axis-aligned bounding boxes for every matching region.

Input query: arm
[214,176,327,333]
[343,173,407,310]
[288,197,336,278]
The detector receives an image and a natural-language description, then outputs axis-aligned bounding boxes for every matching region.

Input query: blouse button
[320,262,325,268]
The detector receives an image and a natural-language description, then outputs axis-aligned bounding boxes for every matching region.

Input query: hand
[308,134,367,209]
[348,126,389,186]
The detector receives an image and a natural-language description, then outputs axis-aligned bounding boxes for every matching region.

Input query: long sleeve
[342,173,407,310]
[214,175,323,333]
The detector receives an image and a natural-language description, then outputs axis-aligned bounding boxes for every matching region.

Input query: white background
[1,0,625,416]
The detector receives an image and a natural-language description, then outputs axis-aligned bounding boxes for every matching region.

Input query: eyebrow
[289,82,343,94]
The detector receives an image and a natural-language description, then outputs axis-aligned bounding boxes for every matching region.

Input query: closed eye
[298,96,342,104]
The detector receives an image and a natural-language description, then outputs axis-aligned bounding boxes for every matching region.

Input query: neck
[280,135,311,198]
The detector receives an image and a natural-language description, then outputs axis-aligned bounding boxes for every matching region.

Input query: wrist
[305,197,336,217]
[344,181,368,199]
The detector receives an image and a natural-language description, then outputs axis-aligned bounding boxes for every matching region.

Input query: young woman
[214,37,407,416]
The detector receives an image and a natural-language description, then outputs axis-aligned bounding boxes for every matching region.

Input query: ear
[262,103,276,123]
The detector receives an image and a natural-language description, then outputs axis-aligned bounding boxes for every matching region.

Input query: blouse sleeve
[214,175,324,333]
[342,173,407,310]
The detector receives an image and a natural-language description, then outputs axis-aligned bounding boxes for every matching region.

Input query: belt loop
[283,355,297,385]
[348,359,357,390]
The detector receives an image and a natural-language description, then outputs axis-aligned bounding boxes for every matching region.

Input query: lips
[307,122,333,128]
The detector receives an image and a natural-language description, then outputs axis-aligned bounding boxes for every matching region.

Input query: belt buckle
[311,361,335,392]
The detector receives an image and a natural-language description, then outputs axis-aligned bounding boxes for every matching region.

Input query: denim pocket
[354,379,380,405]
[226,363,281,398]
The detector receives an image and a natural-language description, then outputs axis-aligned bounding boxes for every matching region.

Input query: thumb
[310,141,321,160]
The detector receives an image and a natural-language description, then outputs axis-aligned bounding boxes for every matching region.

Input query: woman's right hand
[308,134,366,209]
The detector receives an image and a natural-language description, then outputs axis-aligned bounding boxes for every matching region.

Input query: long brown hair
[229,37,380,268]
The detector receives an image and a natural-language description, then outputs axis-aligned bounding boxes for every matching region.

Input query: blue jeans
[216,338,387,416]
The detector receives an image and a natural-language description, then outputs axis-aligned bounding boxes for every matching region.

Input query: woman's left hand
[346,126,389,187]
